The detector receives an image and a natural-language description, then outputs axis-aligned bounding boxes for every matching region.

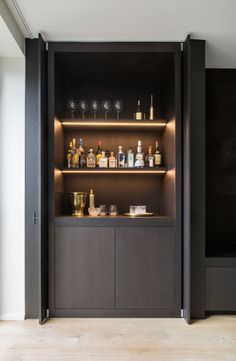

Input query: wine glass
[113,100,123,119]
[67,98,79,119]
[90,100,100,119]
[79,100,88,119]
[101,99,111,119]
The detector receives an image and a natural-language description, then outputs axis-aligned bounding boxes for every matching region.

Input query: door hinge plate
[46,309,50,318]
[181,309,184,318]
[181,42,183,51]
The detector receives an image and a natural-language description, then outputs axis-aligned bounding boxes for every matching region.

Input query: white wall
[0,57,25,320]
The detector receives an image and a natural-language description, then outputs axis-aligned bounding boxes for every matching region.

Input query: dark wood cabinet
[54,227,114,309]
[116,227,177,311]
[25,36,206,322]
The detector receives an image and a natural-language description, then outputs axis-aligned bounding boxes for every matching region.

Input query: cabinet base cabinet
[54,227,115,309]
[205,266,236,311]
[52,226,180,316]
[116,227,176,310]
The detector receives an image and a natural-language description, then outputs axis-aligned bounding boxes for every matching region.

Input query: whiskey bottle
[127,147,134,168]
[99,151,108,168]
[147,146,154,167]
[87,148,96,168]
[109,151,116,168]
[134,140,144,168]
[117,146,125,168]
[78,138,86,167]
[96,141,102,166]
[71,138,79,168]
[105,149,110,159]
[154,141,162,167]
[135,100,142,120]
[67,141,73,168]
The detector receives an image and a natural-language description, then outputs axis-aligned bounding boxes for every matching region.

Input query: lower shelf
[55,215,176,227]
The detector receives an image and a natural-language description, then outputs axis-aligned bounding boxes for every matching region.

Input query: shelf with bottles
[65,138,163,170]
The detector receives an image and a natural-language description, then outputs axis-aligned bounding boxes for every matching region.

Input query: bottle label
[155,154,161,166]
[149,158,154,167]
[127,154,134,168]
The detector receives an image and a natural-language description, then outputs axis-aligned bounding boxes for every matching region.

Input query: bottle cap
[90,189,94,194]
[138,140,142,146]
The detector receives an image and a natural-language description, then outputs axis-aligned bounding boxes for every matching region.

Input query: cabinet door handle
[33,211,39,225]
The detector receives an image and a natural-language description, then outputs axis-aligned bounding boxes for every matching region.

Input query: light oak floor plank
[0,316,235,361]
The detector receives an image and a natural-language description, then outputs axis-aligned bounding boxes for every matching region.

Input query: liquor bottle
[87,148,96,168]
[149,94,154,120]
[71,138,79,168]
[96,141,103,166]
[135,100,142,120]
[117,146,125,168]
[78,138,86,167]
[147,146,154,167]
[109,151,116,168]
[105,149,110,159]
[154,141,162,167]
[67,141,73,168]
[134,140,144,168]
[99,151,108,168]
[127,147,134,168]
[89,189,95,208]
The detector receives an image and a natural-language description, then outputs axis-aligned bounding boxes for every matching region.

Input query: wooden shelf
[61,118,167,129]
[61,167,167,174]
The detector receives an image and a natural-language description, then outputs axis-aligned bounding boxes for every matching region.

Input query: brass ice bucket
[68,192,87,216]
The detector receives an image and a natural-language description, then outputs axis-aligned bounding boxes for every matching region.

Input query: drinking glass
[79,100,88,119]
[101,99,111,119]
[113,100,123,119]
[109,205,118,216]
[99,205,107,216]
[90,100,100,119]
[67,98,79,119]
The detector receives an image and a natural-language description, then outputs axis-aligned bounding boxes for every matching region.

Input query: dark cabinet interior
[52,48,178,218]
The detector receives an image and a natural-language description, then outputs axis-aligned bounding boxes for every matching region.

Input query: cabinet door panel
[55,227,114,309]
[116,227,175,309]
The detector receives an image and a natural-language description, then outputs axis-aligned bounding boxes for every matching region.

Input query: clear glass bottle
[89,189,95,208]
[134,140,144,168]
[99,151,108,168]
[154,141,162,167]
[147,145,154,167]
[109,151,116,168]
[127,147,134,168]
[67,141,73,168]
[117,146,125,168]
[87,148,96,168]
[96,141,102,166]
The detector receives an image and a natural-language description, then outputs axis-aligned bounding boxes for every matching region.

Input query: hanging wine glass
[113,99,123,120]
[79,100,88,119]
[67,98,79,119]
[90,100,100,120]
[101,99,111,119]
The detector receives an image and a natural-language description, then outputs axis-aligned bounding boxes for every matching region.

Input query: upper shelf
[61,118,167,129]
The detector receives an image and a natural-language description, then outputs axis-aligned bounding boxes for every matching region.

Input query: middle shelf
[61,167,167,174]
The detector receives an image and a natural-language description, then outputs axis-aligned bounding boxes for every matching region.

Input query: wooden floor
[0,316,236,360]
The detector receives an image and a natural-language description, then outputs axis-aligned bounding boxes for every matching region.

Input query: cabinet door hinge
[46,309,50,318]
[181,43,183,51]
[181,309,184,318]
[46,42,48,51]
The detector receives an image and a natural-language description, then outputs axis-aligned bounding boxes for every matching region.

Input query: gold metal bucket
[68,192,87,216]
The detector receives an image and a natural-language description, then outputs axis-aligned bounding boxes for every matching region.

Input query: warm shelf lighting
[61,121,167,127]
[61,169,166,174]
